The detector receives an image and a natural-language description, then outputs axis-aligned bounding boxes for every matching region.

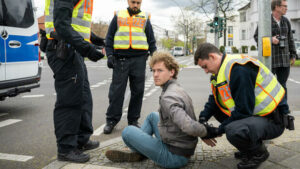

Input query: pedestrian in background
[194,43,291,169]
[104,0,157,134]
[254,0,298,102]
[45,0,105,163]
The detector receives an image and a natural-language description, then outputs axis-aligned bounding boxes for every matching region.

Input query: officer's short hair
[149,51,179,79]
[271,0,286,11]
[194,43,221,65]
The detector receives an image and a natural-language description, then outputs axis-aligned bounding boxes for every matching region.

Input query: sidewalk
[43,114,300,169]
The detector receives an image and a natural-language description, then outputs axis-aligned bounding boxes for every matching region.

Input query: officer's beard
[127,7,141,16]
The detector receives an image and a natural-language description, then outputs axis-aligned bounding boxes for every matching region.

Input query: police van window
[0,0,34,28]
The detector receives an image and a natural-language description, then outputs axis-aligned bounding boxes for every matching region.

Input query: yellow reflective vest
[113,10,149,50]
[211,54,285,117]
[44,0,93,42]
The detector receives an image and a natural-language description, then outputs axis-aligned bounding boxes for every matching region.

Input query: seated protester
[105,51,219,168]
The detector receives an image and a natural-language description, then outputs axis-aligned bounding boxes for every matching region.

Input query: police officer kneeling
[194,43,294,169]
[45,0,105,163]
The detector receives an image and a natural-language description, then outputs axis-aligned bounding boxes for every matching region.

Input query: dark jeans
[106,55,147,124]
[272,67,290,101]
[46,42,93,153]
[225,116,284,152]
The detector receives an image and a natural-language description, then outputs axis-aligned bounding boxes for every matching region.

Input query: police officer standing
[45,0,105,163]
[194,43,292,169]
[104,0,157,134]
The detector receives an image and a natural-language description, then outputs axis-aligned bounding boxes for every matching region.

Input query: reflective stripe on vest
[45,0,93,42]
[211,54,285,117]
[113,10,149,50]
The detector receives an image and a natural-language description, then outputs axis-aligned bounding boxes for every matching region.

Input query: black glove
[201,123,221,139]
[107,55,115,69]
[87,45,104,62]
[90,32,105,46]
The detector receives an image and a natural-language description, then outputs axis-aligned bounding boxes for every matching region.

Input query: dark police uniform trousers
[213,112,284,152]
[106,54,147,124]
[46,40,93,153]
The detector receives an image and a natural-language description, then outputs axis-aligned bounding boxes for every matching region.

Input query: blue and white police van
[0,0,42,101]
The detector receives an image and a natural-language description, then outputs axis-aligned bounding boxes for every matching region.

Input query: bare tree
[91,21,109,38]
[172,8,206,53]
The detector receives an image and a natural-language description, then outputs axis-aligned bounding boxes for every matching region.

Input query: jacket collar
[162,79,176,92]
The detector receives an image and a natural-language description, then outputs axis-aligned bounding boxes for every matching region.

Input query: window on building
[228,39,233,46]
[240,12,246,22]
[241,30,246,40]
[228,26,233,34]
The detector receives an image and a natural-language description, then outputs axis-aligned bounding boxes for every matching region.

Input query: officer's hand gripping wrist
[201,123,221,139]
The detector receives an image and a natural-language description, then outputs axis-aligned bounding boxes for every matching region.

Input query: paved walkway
[43,114,300,169]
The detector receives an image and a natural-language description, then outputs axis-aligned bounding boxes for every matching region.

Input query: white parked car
[173,46,184,56]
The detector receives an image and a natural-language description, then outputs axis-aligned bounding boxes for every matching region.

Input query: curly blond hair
[149,51,179,79]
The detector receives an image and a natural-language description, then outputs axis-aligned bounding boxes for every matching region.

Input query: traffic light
[219,31,223,38]
[218,17,224,31]
[208,22,214,28]
[213,17,219,27]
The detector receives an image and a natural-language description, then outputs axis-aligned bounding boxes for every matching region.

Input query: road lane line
[92,124,105,136]
[0,113,8,117]
[22,95,44,98]
[0,119,22,128]
[0,153,33,162]
[288,78,300,84]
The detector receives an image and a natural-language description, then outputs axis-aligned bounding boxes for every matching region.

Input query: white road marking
[0,113,8,117]
[0,119,22,128]
[22,95,44,98]
[144,88,158,97]
[288,78,300,84]
[0,153,33,162]
[92,124,105,136]
[185,65,200,69]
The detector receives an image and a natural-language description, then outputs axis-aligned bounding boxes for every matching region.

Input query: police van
[0,0,42,101]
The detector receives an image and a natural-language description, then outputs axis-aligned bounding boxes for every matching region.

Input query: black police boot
[57,149,90,163]
[78,140,99,151]
[237,145,269,169]
[234,151,249,160]
[128,121,140,128]
[104,121,116,134]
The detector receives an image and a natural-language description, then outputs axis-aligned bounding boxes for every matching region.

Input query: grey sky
[34,0,247,31]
